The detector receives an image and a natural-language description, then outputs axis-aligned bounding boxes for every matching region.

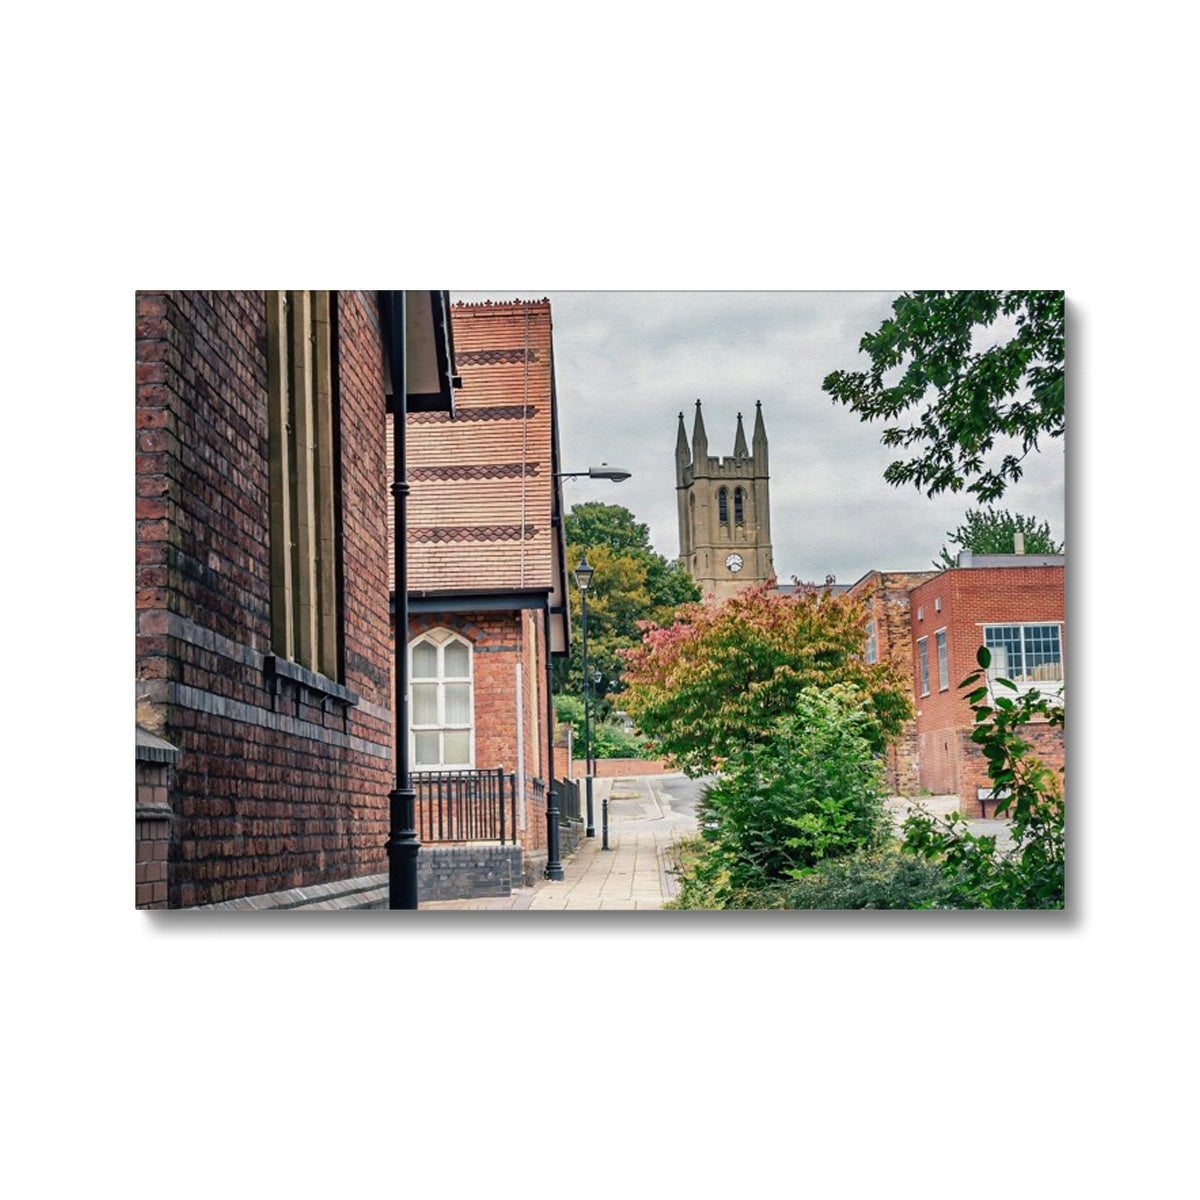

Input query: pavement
[418,777,1018,911]
[419,773,698,910]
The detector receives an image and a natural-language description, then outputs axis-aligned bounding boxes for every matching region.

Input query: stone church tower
[676,400,774,600]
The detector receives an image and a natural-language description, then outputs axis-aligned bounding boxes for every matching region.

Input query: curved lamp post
[574,554,596,838]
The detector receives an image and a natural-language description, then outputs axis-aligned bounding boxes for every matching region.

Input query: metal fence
[412,768,518,845]
[555,776,582,823]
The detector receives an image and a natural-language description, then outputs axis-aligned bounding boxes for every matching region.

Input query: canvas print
[135,291,1065,911]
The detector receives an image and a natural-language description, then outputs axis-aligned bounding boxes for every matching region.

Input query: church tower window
[718,487,729,526]
[734,487,745,525]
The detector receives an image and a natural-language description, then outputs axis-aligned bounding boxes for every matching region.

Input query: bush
[674,688,891,907]
[747,848,952,909]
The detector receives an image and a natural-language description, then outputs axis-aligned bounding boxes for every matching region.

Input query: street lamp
[556,463,632,482]
[574,554,596,838]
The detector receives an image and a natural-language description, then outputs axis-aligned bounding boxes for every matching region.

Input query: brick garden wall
[135,291,394,907]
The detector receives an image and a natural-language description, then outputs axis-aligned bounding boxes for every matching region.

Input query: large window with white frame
[410,629,474,768]
[864,619,877,664]
[983,623,1063,685]
[916,636,930,697]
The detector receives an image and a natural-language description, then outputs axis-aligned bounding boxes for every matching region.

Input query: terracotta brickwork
[908,565,1065,814]
[135,291,393,907]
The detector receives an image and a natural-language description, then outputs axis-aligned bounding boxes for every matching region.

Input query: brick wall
[848,571,936,795]
[135,291,394,907]
[908,565,1066,811]
[136,759,172,909]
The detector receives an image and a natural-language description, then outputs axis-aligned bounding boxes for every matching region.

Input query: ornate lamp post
[574,554,596,838]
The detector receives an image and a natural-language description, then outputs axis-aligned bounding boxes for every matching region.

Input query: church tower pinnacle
[676,402,775,600]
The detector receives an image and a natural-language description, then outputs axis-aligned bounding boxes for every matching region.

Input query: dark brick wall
[135,760,172,909]
[135,291,393,907]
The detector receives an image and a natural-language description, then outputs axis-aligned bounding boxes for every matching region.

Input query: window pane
[936,630,948,691]
[412,682,438,725]
[414,731,441,766]
[412,641,438,678]
[442,731,470,765]
[444,640,470,677]
[444,683,471,725]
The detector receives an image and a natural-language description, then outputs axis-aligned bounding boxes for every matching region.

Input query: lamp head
[574,554,594,592]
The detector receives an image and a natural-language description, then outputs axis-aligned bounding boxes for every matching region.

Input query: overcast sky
[453,291,1066,586]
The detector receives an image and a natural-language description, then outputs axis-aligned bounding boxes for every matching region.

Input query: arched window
[734,487,745,525]
[410,629,474,768]
[717,487,729,526]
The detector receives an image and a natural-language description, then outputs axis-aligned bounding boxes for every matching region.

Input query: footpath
[419,774,696,911]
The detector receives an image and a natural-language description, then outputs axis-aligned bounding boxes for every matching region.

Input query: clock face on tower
[725,553,744,573]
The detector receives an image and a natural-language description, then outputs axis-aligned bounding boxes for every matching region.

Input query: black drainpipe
[543,599,564,880]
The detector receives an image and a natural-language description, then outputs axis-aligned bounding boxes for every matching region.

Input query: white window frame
[982,622,1064,703]
[409,629,475,769]
[935,628,949,692]
[916,636,930,698]
[864,618,877,664]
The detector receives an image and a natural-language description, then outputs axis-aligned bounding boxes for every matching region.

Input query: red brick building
[391,299,573,882]
[135,290,456,908]
[851,554,1066,815]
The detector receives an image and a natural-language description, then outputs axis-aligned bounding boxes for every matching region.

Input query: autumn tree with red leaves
[618,581,912,777]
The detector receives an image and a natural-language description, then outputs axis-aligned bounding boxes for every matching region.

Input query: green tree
[618,580,912,776]
[672,690,891,908]
[823,290,1064,502]
[935,507,1064,569]
[559,502,700,705]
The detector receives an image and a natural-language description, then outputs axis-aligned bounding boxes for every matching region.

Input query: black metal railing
[555,776,582,823]
[412,768,518,845]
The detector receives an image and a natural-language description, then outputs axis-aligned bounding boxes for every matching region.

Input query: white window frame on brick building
[982,622,1064,701]
[864,619,877,664]
[916,636,930,698]
[935,628,949,691]
[410,628,475,769]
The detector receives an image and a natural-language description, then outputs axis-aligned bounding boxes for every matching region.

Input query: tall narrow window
[864,619,877,664]
[267,291,340,679]
[410,629,474,768]
[935,628,948,691]
[717,487,729,526]
[734,487,745,525]
[916,637,930,697]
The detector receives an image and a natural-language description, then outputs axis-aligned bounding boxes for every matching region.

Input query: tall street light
[573,554,596,839]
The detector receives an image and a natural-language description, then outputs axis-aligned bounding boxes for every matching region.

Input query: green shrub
[676,687,891,907]
[747,848,951,909]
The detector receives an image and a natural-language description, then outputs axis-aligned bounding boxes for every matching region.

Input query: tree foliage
[558,502,700,704]
[824,290,1064,502]
[902,646,1065,909]
[618,580,912,776]
[935,507,1064,570]
[670,691,891,908]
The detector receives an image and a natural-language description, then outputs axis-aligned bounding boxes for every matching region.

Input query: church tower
[676,400,774,600]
